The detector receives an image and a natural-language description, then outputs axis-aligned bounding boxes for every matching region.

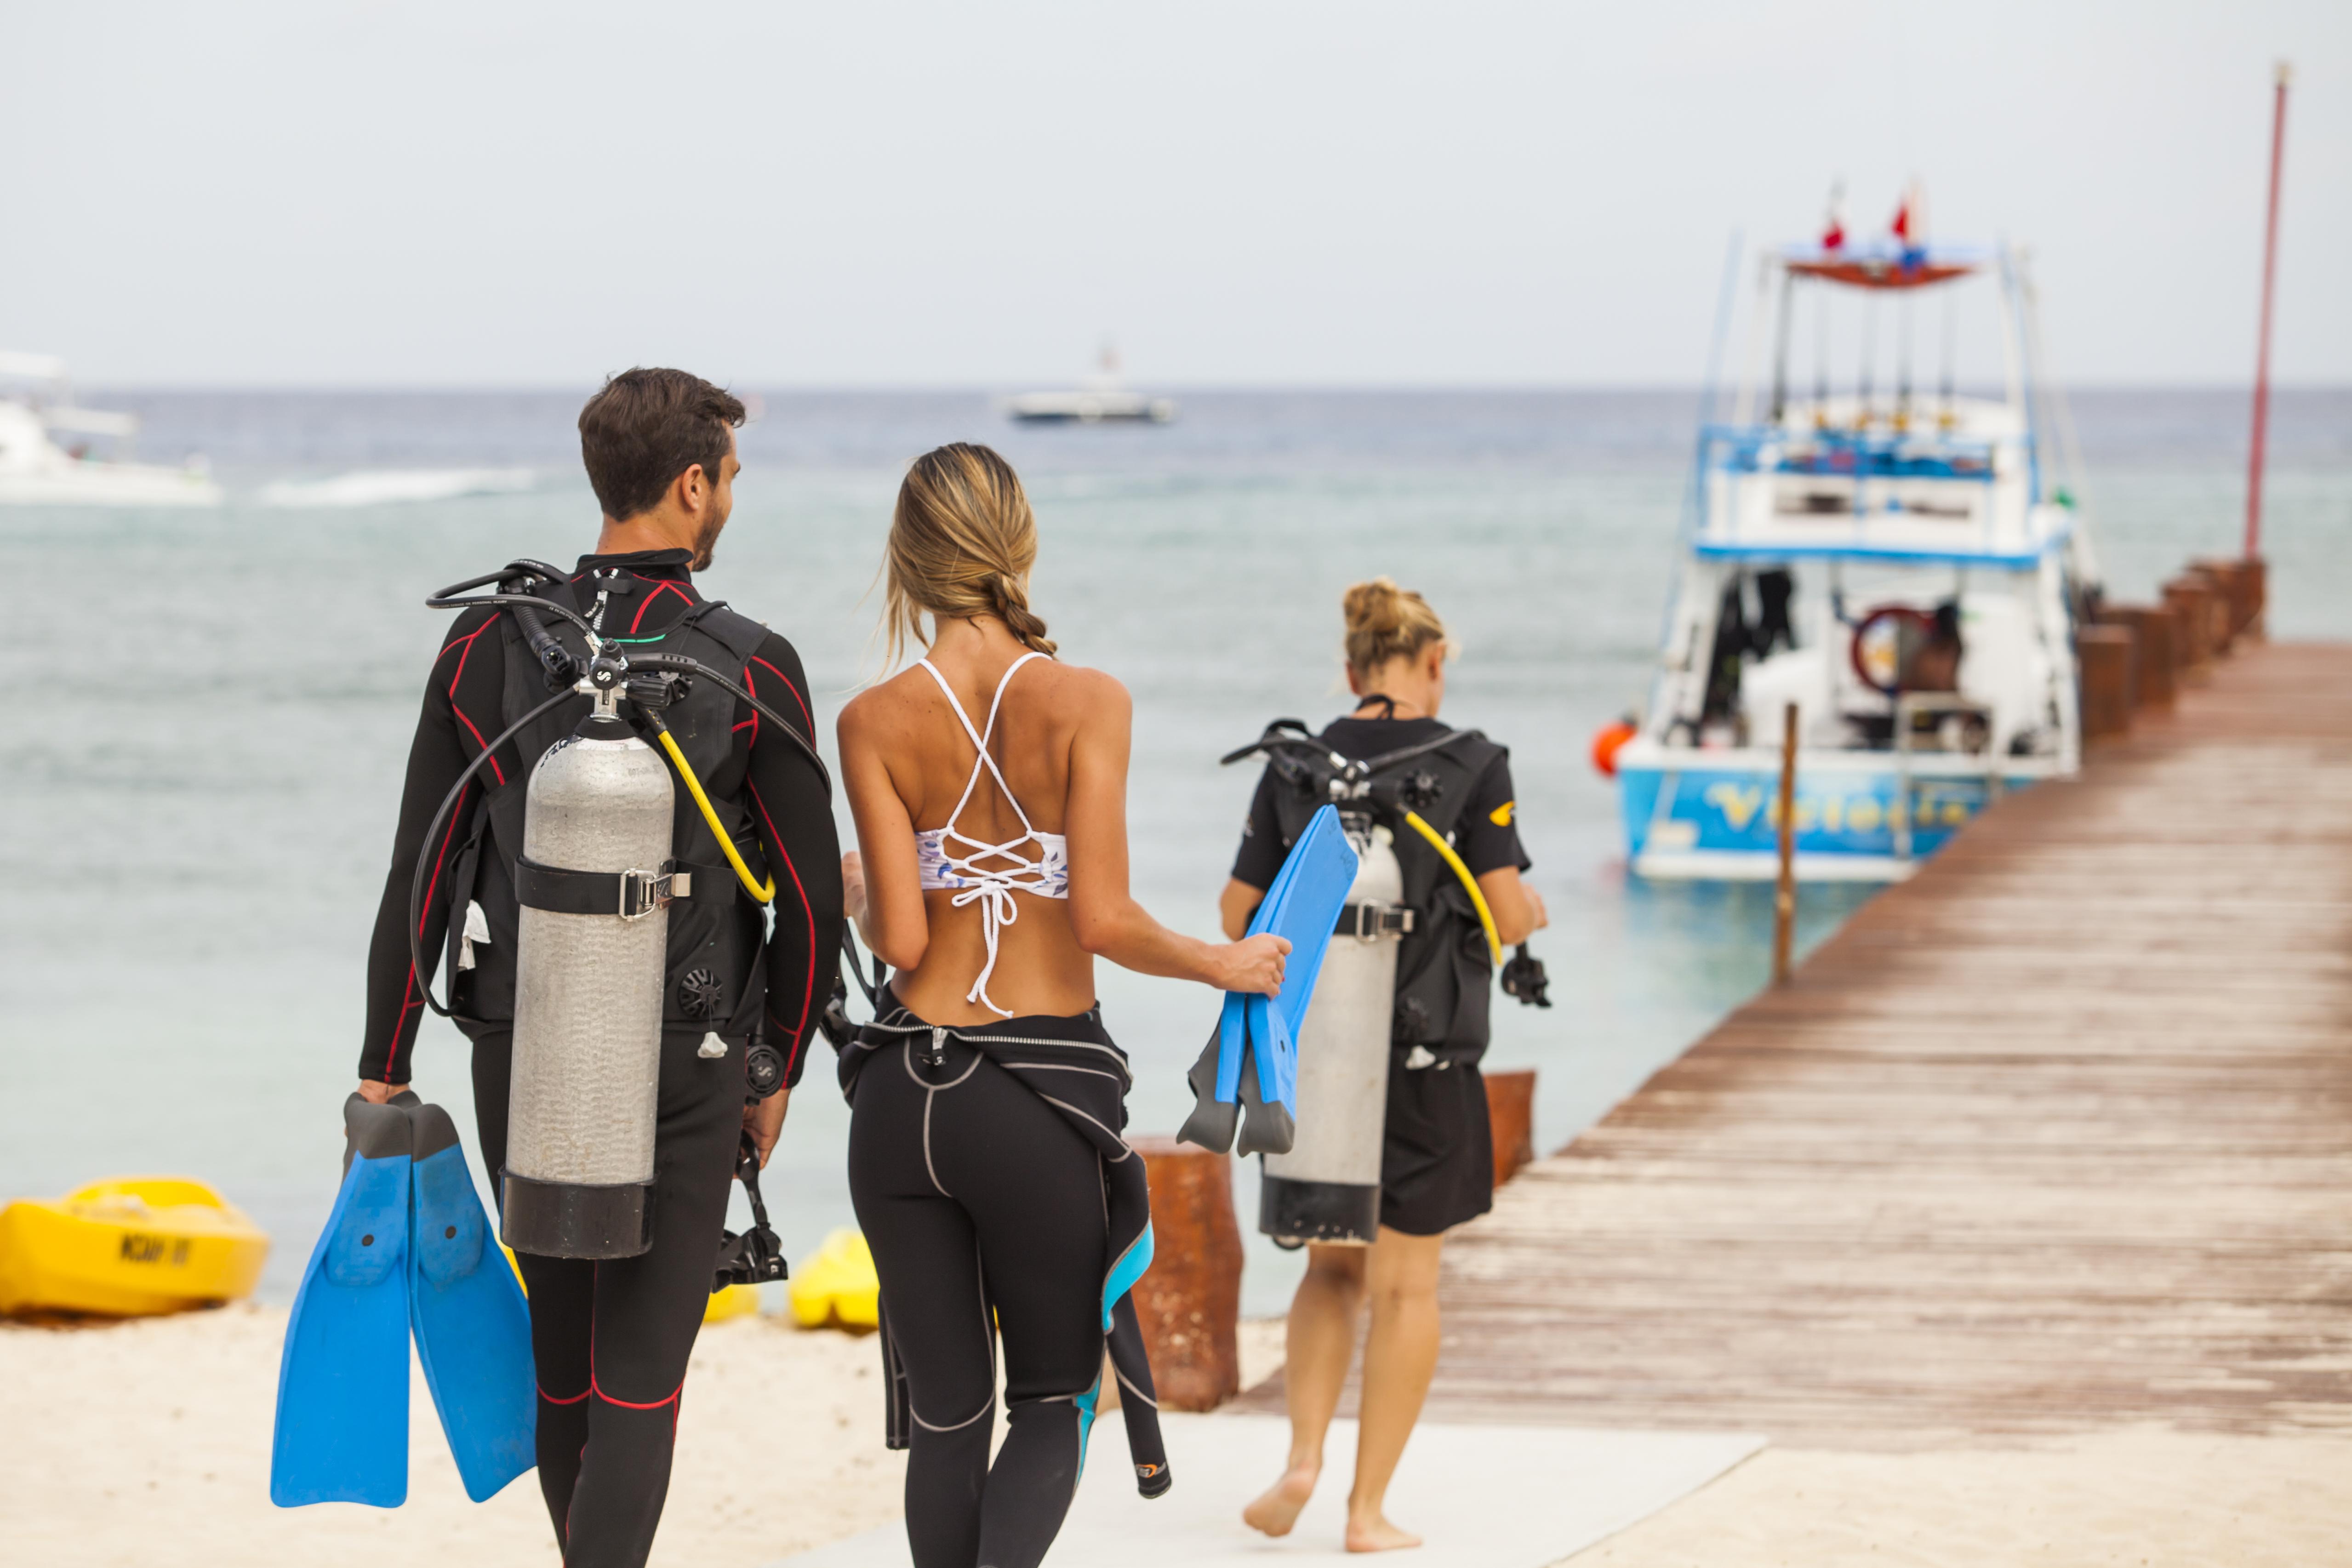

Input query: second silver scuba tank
[500,694,677,1260]
[1261,822,1406,1246]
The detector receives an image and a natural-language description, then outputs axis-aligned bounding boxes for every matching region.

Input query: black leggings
[849,1028,1110,1568]
[473,1028,743,1568]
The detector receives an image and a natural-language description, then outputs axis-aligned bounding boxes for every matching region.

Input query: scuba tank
[401,562,833,1262]
[1261,821,1407,1245]
[500,684,676,1259]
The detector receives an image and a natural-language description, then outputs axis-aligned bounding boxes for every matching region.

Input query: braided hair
[884,443,1057,664]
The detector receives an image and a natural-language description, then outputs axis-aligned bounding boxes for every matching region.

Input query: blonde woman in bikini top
[833,444,1284,1568]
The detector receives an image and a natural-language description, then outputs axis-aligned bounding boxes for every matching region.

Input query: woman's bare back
[841,641,1112,1024]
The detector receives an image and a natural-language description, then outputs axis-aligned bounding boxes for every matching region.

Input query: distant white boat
[1005,343,1175,425]
[258,468,536,507]
[0,351,223,507]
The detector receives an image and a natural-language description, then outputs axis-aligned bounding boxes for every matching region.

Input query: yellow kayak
[788,1228,879,1330]
[705,1282,761,1323]
[0,1177,270,1317]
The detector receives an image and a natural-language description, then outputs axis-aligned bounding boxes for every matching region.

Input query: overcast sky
[4,1,2345,387]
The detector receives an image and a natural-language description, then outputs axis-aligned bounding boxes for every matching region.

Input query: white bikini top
[913,650,1070,1017]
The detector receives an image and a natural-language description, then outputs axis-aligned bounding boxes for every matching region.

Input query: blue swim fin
[408,1101,537,1503]
[271,1094,414,1508]
[1180,805,1360,1156]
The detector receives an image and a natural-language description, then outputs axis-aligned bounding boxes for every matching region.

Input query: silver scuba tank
[1261,821,1405,1246]
[500,693,675,1259]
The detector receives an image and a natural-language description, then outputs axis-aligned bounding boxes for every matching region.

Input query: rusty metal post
[1129,1137,1244,1410]
[1484,1068,1536,1189]
[1772,702,1798,986]
[2078,625,2136,742]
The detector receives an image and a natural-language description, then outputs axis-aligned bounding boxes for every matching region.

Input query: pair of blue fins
[1180,803,1361,1157]
[271,1093,535,1508]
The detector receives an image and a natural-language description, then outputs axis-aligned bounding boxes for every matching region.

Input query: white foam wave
[258,468,536,507]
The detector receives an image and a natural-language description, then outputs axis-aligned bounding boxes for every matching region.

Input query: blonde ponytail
[884,444,1057,664]
[1342,576,1452,679]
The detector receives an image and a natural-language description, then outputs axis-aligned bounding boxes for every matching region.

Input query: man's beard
[689,513,725,571]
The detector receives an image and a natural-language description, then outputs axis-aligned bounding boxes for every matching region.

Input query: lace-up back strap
[912,651,1069,1016]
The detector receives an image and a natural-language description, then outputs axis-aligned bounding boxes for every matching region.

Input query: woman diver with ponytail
[1222,577,1547,1554]
[833,444,1290,1568]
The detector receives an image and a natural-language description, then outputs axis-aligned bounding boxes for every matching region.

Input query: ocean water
[3,388,2344,1317]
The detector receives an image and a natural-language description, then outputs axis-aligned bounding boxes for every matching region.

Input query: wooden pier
[1248,641,2352,1446]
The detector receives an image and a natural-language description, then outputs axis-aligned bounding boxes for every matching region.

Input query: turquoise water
[2,388,2343,1316]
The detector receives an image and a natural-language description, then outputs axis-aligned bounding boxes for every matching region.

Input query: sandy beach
[6,1304,2346,1567]
[0,1305,1290,1568]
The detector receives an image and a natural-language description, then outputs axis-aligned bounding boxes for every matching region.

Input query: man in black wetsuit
[354,368,842,1567]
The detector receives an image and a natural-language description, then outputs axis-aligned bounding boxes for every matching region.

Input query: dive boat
[0,351,223,506]
[1608,203,2096,881]
[1005,342,1176,424]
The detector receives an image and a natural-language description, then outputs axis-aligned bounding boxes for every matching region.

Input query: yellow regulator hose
[1400,809,1503,966]
[654,727,776,905]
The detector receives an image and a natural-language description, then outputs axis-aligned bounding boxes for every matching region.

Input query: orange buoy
[1590,719,1637,779]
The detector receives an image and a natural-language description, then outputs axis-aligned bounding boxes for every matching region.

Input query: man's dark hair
[578,368,746,521]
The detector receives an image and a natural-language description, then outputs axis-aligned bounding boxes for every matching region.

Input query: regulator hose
[405,687,576,1019]
[1399,809,1504,966]
[644,713,776,905]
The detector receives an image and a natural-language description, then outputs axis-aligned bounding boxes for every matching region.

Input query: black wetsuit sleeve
[1229,767,1290,890]
[737,633,843,1089]
[358,608,510,1084]
[1456,749,1532,878]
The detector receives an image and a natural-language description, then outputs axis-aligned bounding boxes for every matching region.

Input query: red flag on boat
[1890,194,1911,245]
[1821,181,1847,251]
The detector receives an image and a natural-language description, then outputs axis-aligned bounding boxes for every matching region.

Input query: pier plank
[1239,643,2352,1446]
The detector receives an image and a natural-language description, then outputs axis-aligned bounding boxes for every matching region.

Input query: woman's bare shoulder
[1037,659,1129,716]
[837,667,933,737]
[1039,663,1129,705]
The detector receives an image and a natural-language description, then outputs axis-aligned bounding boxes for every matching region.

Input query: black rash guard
[358,548,844,1089]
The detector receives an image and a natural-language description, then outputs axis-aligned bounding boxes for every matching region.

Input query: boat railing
[1892,693,2004,862]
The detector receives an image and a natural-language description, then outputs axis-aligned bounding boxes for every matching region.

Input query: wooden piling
[1484,1068,1536,1189]
[2096,605,2178,710]
[1128,1138,1244,1411]
[1771,703,1798,985]
[2193,556,2266,641]
[2077,624,2136,741]
[2162,576,2217,671]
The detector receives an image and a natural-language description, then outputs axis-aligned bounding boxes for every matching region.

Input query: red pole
[2245,63,2291,561]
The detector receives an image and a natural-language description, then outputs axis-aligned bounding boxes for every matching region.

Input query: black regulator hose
[405,687,576,1020]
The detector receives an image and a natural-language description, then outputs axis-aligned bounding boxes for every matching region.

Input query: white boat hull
[0,465,224,507]
[1617,741,2057,883]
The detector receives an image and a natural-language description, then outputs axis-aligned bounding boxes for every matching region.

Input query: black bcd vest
[1255,724,1506,1064]
[439,577,775,1043]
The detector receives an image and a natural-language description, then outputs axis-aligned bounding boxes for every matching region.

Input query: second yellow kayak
[0,1177,270,1317]
[788,1228,879,1330]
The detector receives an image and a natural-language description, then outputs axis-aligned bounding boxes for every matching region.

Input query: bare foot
[1345,1513,1423,1553]
[1242,1465,1319,1538]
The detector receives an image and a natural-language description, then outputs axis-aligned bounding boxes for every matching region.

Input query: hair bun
[1343,576,1407,638]
[1341,576,1449,677]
